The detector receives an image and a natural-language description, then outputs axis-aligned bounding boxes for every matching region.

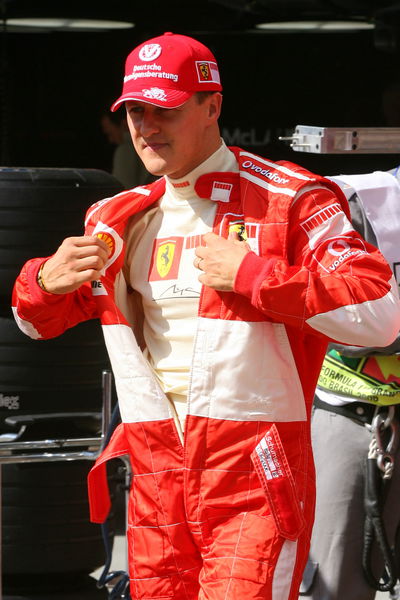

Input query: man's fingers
[56,236,110,269]
[73,254,108,272]
[64,236,111,257]
[68,235,109,249]
[194,256,205,270]
[202,232,219,246]
[39,235,112,295]
[74,244,109,263]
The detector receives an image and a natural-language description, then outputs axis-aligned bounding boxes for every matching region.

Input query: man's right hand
[40,236,111,294]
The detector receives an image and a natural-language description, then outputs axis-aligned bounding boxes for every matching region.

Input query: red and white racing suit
[12,148,400,600]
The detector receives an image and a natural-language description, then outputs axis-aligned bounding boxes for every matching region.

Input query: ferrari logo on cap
[198,63,210,80]
[195,60,221,85]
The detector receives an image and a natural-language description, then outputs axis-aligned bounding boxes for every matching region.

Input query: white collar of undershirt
[164,139,238,202]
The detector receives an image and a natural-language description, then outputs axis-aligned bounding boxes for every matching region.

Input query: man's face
[125,94,221,179]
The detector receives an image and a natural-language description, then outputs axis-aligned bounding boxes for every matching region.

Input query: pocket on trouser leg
[250,423,306,541]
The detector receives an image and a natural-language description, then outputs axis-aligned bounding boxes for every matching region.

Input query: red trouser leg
[186,418,315,600]
[125,420,203,599]
[126,502,313,600]
[122,417,314,599]
[197,510,313,600]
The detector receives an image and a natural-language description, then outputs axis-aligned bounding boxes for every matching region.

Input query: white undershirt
[125,141,238,430]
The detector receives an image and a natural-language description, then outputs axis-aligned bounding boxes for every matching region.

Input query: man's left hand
[194,231,251,291]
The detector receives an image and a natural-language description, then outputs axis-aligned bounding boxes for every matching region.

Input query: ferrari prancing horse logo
[148,237,184,281]
[229,221,248,241]
[157,242,175,278]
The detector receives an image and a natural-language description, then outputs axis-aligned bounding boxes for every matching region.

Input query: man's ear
[208,92,223,121]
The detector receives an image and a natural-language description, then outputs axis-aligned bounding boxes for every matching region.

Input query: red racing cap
[111,31,222,111]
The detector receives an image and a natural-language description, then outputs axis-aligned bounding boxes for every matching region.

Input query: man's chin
[142,161,168,178]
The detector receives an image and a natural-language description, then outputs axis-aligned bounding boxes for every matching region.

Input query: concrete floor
[1,534,396,598]
[96,536,396,600]
[101,536,396,600]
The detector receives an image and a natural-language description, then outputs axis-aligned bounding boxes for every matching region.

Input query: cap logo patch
[198,63,210,80]
[143,87,167,101]
[195,61,221,85]
[139,43,162,62]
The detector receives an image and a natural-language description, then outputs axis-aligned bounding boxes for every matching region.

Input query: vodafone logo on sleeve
[315,237,368,272]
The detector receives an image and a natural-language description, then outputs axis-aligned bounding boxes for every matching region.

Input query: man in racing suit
[11,32,400,600]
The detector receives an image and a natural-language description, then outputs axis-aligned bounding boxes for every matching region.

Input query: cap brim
[111,89,192,111]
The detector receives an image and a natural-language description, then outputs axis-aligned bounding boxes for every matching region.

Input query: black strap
[362,456,398,592]
[314,396,377,425]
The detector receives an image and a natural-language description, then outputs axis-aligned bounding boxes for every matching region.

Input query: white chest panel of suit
[126,142,238,426]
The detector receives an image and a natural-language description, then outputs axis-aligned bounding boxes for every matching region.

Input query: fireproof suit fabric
[11,147,400,600]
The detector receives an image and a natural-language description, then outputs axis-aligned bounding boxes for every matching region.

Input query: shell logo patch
[92,222,123,274]
[95,231,115,259]
[148,237,184,281]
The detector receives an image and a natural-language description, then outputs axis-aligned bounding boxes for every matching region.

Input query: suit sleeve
[234,185,400,347]
[11,256,98,340]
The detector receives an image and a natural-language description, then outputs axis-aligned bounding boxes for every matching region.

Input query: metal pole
[102,369,113,443]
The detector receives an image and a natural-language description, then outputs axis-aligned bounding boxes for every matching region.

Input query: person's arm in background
[323,188,400,357]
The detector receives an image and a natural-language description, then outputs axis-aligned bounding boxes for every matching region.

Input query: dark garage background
[1,2,400,597]
[2,0,400,179]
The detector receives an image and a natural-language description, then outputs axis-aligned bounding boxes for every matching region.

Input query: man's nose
[139,110,160,136]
